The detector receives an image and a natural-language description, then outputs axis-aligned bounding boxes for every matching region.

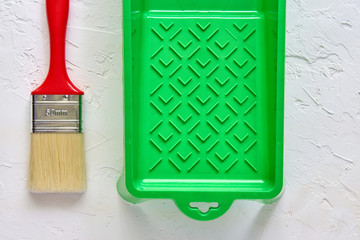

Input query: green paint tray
[118,0,286,221]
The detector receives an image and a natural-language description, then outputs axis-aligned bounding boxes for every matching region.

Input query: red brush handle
[32,0,83,95]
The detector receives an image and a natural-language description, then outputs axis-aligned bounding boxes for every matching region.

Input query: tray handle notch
[175,199,233,221]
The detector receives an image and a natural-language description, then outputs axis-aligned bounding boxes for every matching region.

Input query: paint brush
[28,0,86,192]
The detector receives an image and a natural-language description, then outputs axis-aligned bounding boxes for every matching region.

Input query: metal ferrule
[32,95,82,133]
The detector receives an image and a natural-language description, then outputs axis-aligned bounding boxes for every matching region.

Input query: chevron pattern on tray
[145,17,261,177]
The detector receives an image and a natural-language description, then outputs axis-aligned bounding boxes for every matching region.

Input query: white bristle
[28,133,86,193]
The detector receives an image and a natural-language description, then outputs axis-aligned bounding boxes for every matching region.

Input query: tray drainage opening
[189,202,219,213]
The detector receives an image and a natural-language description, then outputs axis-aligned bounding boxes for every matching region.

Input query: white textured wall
[0,0,359,239]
